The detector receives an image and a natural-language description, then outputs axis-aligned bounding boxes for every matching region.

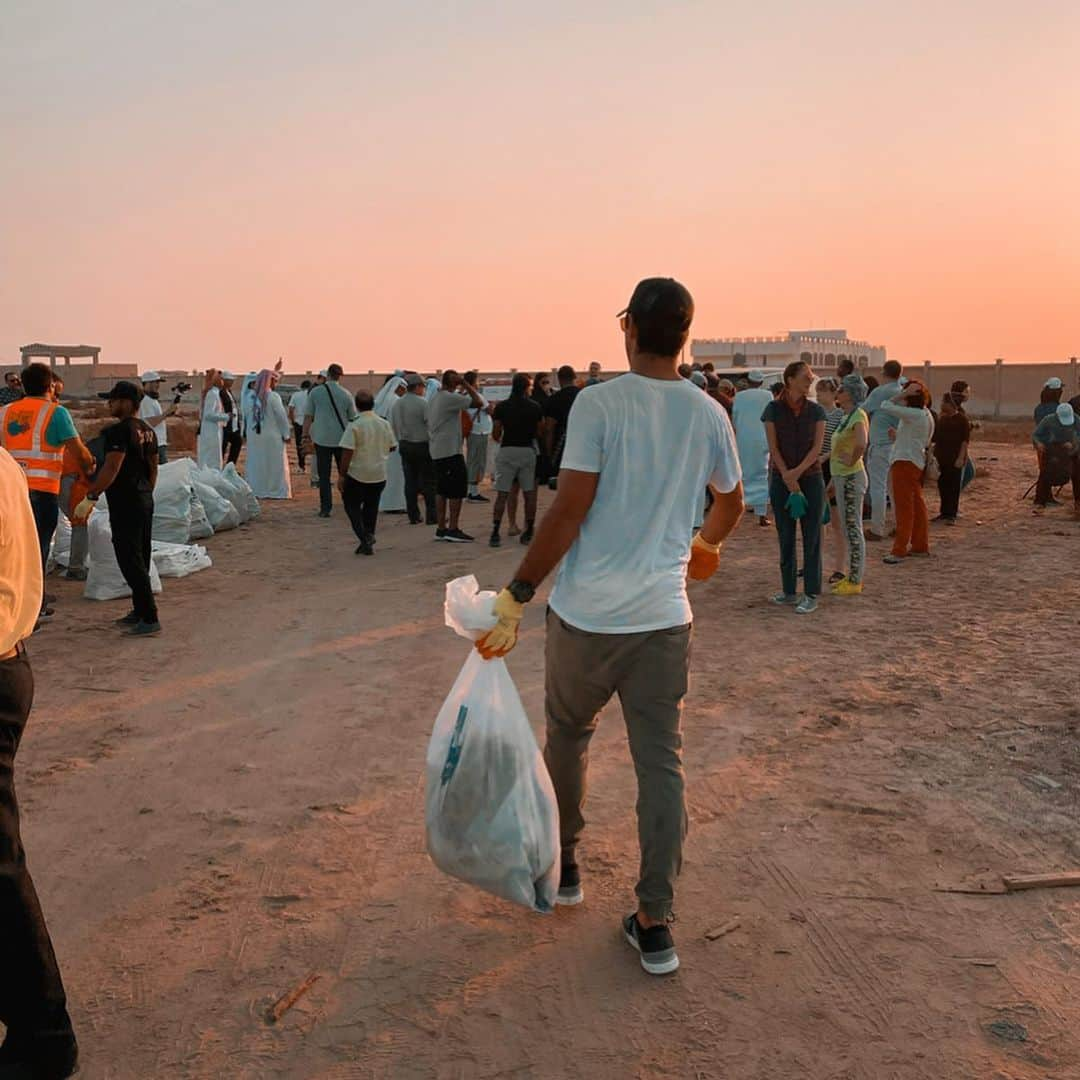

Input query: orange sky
[2,1,1077,373]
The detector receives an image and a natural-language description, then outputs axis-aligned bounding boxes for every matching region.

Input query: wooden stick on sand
[266,972,320,1024]
[1002,871,1080,893]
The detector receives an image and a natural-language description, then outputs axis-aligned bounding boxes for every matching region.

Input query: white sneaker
[770,592,798,605]
[795,596,819,615]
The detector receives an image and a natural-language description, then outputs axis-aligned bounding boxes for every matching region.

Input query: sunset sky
[3,1,1077,374]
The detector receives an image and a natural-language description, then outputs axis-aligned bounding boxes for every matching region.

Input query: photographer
[138,372,177,465]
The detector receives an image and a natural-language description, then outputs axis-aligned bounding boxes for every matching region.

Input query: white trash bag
[85,512,164,601]
[151,459,194,543]
[192,475,240,532]
[222,463,260,521]
[425,575,559,913]
[151,540,212,578]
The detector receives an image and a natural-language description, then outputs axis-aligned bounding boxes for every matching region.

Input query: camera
[171,381,192,406]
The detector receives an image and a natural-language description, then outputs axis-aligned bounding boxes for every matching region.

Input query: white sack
[85,512,163,601]
[151,541,212,578]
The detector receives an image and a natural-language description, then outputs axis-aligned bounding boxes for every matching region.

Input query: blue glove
[785,491,808,519]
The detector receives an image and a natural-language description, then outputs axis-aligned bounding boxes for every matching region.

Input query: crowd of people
[1,279,1078,1079]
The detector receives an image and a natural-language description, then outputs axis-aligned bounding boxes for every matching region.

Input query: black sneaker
[126,621,162,637]
[556,863,583,906]
[354,543,373,556]
[36,607,55,625]
[318,510,331,518]
[434,528,448,541]
[466,493,490,503]
[489,530,502,548]
[444,529,474,543]
[622,913,679,975]
[519,526,534,545]
[114,611,141,625]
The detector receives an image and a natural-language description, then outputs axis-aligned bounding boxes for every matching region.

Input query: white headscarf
[425,378,441,402]
[374,376,407,419]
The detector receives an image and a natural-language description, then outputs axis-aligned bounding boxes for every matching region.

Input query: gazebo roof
[20,343,101,358]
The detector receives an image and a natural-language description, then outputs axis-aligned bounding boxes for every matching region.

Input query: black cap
[617,277,694,333]
[101,380,143,404]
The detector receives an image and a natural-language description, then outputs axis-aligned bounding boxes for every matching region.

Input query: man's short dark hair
[21,363,53,397]
[702,362,715,373]
[837,357,855,377]
[301,379,312,389]
[464,370,479,386]
[327,363,344,380]
[355,390,374,412]
[511,373,530,396]
[557,365,576,386]
[621,277,694,359]
[883,360,902,380]
[442,369,459,389]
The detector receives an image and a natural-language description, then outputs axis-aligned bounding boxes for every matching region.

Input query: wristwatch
[507,579,536,604]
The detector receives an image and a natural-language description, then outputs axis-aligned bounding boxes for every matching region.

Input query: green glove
[785,491,808,519]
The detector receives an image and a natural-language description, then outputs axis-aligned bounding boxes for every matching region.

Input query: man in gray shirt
[392,374,438,525]
[428,370,484,542]
[302,363,358,517]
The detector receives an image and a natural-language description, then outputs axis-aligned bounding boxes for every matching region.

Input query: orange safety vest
[0,397,64,494]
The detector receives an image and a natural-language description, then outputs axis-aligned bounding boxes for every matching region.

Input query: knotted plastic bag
[425,575,559,913]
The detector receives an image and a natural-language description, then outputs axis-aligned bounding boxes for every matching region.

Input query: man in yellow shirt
[338,390,396,555]
[0,447,79,1078]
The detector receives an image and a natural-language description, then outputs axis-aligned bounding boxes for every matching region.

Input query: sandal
[828,571,846,584]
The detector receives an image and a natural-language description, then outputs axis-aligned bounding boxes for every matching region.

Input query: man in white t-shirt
[138,371,175,465]
[0,447,79,1075]
[475,278,744,976]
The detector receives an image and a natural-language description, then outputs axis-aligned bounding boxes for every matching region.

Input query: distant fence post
[923,360,932,400]
[994,358,1003,418]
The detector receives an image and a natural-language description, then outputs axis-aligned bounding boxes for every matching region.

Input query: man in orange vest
[0,363,94,622]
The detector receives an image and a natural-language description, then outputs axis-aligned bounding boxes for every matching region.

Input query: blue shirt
[863,380,901,446]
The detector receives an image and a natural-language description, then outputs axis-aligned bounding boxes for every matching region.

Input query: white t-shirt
[469,393,493,436]
[138,394,167,446]
[289,389,308,427]
[549,373,742,634]
[0,447,43,652]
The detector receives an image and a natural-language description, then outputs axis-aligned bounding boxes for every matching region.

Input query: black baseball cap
[99,380,144,404]
[617,277,694,333]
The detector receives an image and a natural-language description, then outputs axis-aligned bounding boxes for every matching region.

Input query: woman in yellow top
[827,374,870,595]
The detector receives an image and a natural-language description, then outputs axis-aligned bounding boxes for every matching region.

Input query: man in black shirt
[490,374,542,547]
[76,381,161,636]
[542,365,580,489]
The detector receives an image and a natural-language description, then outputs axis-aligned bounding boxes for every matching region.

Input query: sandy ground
[12,429,1080,1079]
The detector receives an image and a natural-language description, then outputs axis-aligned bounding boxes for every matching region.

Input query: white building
[691,329,886,372]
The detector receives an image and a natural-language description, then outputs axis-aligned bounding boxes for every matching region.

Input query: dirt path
[16,437,1080,1079]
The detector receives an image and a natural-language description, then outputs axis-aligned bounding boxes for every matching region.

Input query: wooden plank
[1002,871,1080,893]
[265,972,320,1024]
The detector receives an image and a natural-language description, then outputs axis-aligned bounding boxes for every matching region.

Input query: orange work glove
[475,589,525,660]
[687,532,722,581]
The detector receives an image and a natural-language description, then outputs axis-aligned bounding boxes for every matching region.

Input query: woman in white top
[243,368,293,499]
[373,376,408,512]
[880,380,934,564]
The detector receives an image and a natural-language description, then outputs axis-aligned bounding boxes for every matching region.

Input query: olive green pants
[543,608,691,921]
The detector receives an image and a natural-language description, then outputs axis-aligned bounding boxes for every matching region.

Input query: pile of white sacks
[52,461,261,602]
